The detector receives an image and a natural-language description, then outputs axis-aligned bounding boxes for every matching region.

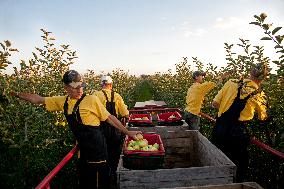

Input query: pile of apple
[132,116,149,120]
[126,133,159,151]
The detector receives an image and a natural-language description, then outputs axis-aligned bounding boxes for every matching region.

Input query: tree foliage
[0,13,283,189]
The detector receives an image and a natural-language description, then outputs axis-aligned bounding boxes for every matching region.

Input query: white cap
[101,75,113,84]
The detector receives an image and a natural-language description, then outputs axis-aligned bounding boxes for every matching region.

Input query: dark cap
[62,70,81,84]
[62,70,86,88]
[192,70,206,79]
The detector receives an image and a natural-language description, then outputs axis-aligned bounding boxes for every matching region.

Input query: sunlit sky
[1,0,284,75]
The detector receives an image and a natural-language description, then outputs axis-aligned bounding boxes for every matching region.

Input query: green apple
[153,143,159,150]
[133,145,140,150]
[138,139,148,147]
[127,146,134,150]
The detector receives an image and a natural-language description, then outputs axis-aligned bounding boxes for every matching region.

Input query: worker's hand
[209,117,216,123]
[127,131,142,140]
[10,91,18,97]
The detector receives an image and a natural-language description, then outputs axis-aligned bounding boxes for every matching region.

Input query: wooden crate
[117,129,236,189]
[159,182,263,189]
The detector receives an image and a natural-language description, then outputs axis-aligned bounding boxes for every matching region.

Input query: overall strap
[73,94,86,124]
[111,90,114,103]
[63,96,69,116]
[102,90,115,103]
[238,79,260,101]
[72,93,87,114]
[236,79,244,98]
[102,90,109,102]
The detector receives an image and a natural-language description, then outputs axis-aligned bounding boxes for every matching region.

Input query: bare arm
[212,101,220,109]
[11,92,45,104]
[199,112,216,122]
[106,114,141,140]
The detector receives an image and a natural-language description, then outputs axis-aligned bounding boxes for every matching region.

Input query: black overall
[100,90,124,175]
[63,94,110,189]
[211,80,257,182]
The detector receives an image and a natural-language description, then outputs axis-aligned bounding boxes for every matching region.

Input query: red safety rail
[200,112,284,160]
[250,137,284,159]
[35,144,79,189]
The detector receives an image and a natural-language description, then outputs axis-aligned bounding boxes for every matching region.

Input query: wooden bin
[117,129,236,189]
[158,182,263,189]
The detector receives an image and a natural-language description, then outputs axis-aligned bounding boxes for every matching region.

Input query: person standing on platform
[93,75,129,188]
[11,70,141,189]
[211,64,267,182]
[184,70,216,130]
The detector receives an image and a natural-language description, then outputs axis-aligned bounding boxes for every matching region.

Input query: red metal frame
[35,144,79,189]
[250,137,284,159]
[129,107,181,114]
[200,112,284,160]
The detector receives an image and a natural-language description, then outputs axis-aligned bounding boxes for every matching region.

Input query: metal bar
[200,112,284,160]
[250,137,284,159]
[35,144,79,189]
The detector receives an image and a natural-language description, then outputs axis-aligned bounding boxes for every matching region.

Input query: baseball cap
[101,75,113,84]
[192,70,206,79]
[62,70,86,88]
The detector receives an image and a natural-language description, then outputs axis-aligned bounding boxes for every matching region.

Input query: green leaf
[276,49,284,53]
[32,52,38,60]
[279,55,284,60]
[260,37,272,40]
[275,35,283,44]
[249,22,261,26]
[274,45,283,49]
[0,43,5,50]
[4,40,11,47]
[272,27,282,35]
[254,15,261,22]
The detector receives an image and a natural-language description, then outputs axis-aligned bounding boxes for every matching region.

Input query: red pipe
[200,112,284,160]
[250,137,284,159]
[35,144,79,189]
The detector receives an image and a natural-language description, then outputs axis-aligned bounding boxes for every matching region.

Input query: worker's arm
[106,114,141,140]
[10,92,45,104]
[199,112,216,122]
[212,101,220,109]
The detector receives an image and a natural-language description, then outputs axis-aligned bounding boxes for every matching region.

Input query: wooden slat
[118,130,236,189]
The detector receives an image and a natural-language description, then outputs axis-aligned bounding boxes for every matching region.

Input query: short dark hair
[62,70,82,85]
[250,63,265,79]
[192,70,206,79]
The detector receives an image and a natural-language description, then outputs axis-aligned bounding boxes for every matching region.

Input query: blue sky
[1,0,284,75]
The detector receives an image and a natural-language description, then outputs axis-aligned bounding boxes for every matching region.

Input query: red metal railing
[35,144,79,189]
[250,137,284,159]
[199,112,284,160]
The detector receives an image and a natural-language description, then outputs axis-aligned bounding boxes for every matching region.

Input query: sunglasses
[68,81,86,89]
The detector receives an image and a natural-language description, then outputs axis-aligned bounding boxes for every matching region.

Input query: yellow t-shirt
[185,81,216,115]
[213,79,267,121]
[93,89,129,117]
[44,95,110,126]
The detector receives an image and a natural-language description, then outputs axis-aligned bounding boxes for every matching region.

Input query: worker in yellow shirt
[211,64,267,182]
[184,70,216,130]
[10,70,141,189]
[93,75,129,188]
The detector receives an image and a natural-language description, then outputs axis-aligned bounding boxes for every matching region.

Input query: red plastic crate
[128,113,153,127]
[123,134,165,156]
[123,134,165,169]
[157,111,183,126]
